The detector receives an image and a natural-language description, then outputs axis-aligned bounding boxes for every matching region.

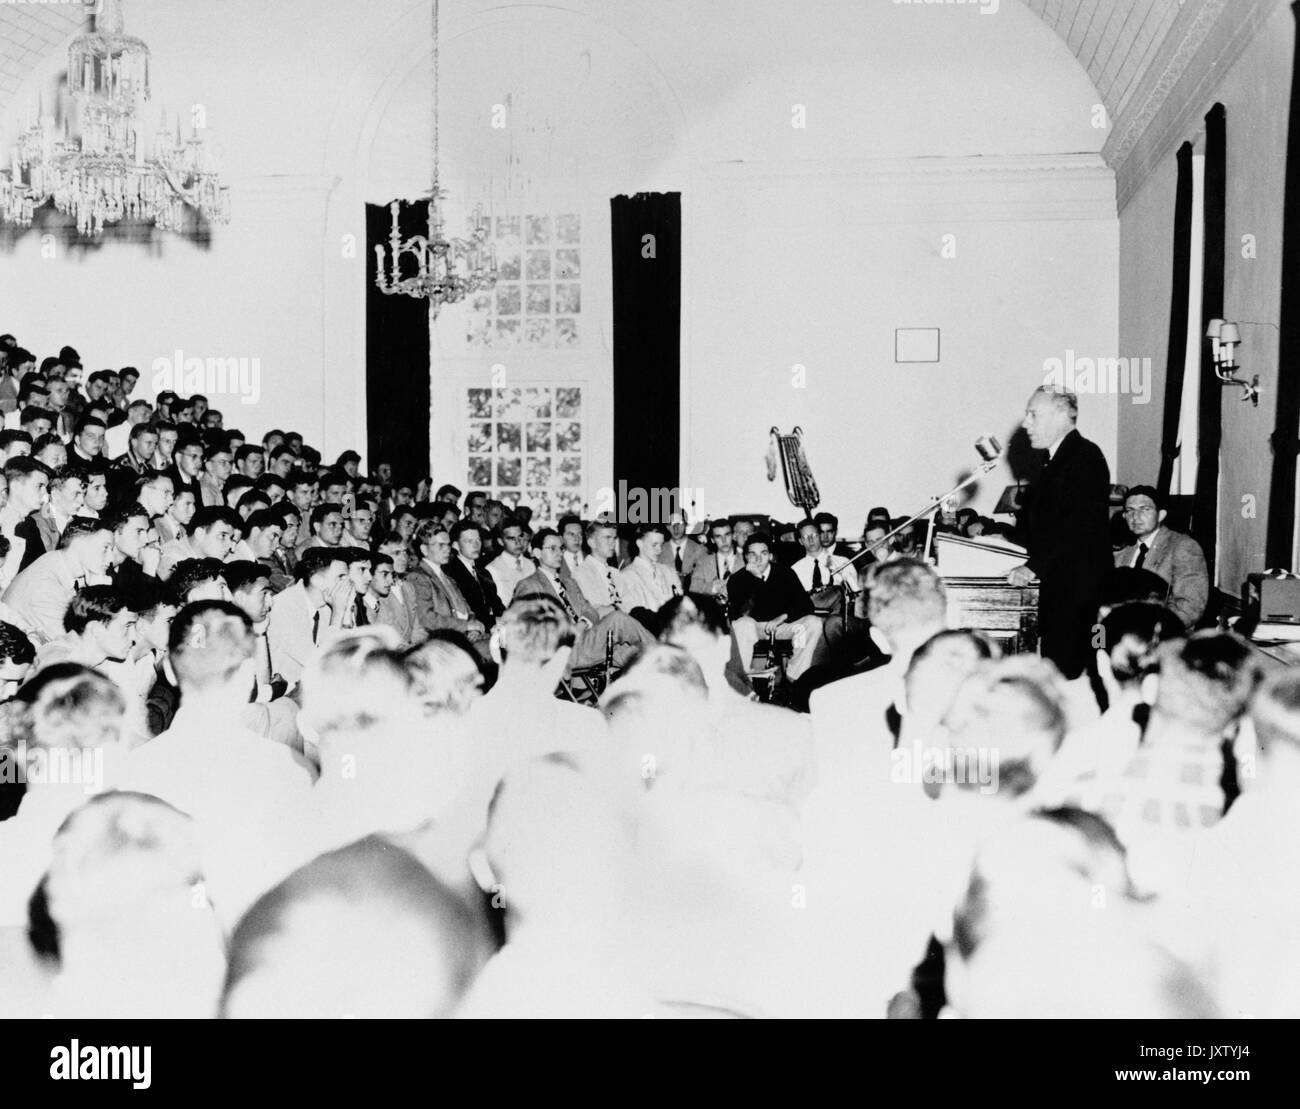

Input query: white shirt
[486,551,536,604]
[793,552,859,594]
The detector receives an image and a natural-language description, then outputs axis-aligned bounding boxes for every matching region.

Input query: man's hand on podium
[1006,564,1037,587]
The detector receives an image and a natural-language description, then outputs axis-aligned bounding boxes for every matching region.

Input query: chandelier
[373,0,496,314]
[0,0,230,235]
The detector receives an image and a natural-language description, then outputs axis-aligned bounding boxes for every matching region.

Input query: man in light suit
[1114,485,1209,629]
[366,551,423,649]
[659,509,707,590]
[406,526,491,658]
[572,519,629,616]
[688,517,744,601]
[618,524,681,634]
[1,520,116,645]
[266,546,350,687]
[517,528,653,670]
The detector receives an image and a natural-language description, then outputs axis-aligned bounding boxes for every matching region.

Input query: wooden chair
[558,629,616,705]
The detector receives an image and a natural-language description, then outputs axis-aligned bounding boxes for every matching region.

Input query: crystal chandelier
[0,0,230,235]
[373,0,496,314]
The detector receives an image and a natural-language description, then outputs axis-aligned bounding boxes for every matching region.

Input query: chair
[558,629,616,705]
[746,629,794,703]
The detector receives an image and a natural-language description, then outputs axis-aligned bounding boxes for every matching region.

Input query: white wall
[1118,0,1293,593]
[0,0,1118,528]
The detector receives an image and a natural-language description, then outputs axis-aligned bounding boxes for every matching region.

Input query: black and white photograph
[0,0,1294,1060]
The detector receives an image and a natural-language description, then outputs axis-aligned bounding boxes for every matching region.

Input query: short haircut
[73,416,106,436]
[19,404,51,424]
[224,475,254,498]
[237,491,271,515]
[556,514,582,534]
[189,505,242,534]
[586,518,616,541]
[169,601,254,691]
[295,546,346,584]
[1124,484,1164,512]
[904,628,998,723]
[4,455,52,484]
[497,595,575,665]
[742,531,772,555]
[636,523,667,542]
[310,503,343,529]
[428,500,458,520]
[58,518,109,548]
[813,511,839,530]
[0,620,37,666]
[796,517,818,535]
[221,837,487,1019]
[1153,631,1268,736]
[222,560,272,596]
[658,593,730,641]
[0,429,32,451]
[1032,384,1079,421]
[530,527,559,552]
[942,657,1068,797]
[128,422,156,444]
[339,546,373,568]
[270,445,299,464]
[203,438,232,461]
[271,503,301,528]
[317,470,347,492]
[446,518,480,545]
[245,508,282,533]
[865,557,947,640]
[370,552,394,572]
[235,444,264,464]
[106,504,150,533]
[287,473,315,492]
[168,558,228,603]
[63,585,130,634]
[1097,602,1183,686]
[49,466,86,491]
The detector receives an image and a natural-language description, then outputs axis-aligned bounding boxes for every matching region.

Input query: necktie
[1134,542,1149,570]
[812,559,823,589]
[311,608,321,644]
[555,577,580,622]
[675,545,683,573]
[606,567,622,606]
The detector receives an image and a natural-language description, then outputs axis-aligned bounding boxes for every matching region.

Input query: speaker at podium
[933,533,1040,656]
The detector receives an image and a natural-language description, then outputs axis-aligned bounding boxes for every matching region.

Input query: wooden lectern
[933,534,1040,656]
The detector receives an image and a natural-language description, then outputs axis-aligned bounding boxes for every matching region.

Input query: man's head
[557,515,584,555]
[169,601,255,695]
[377,536,409,576]
[188,506,241,561]
[127,423,159,467]
[170,488,198,528]
[223,561,275,625]
[3,456,51,515]
[731,517,755,551]
[310,503,345,546]
[450,519,481,562]
[496,595,574,669]
[32,434,66,471]
[1151,632,1268,741]
[296,547,347,596]
[342,547,373,595]
[274,504,301,550]
[636,523,666,563]
[0,621,36,700]
[0,430,32,463]
[485,499,505,531]
[73,417,106,459]
[221,837,487,1019]
[797,518,821,557]
[742,531,774,578]
[48,467,86,515]
[109,505,151,563]
[1093,602,1183,699]
[81,469,108,515]
[1121,485,1165,542]
[168,559,232,605]
[435,483,462,505]
[203,441,233,486]
[63,523,115,577]
[174,439,205,479]
[814,511,839,552]
[134,597,179,655]
[369,553,395,598]
[1022,386,1078,451]
[586,520,618,562]
[865,557,948,656]
[85,371,111,402]
[666,509,688,542]
[500,519,528,559]
[243,509,284,560]
[154,423,178,463]
[531,528,564,572]
[706,518,733,555]
[63,586,136,661]
[19,406,53,441]
[287,473,316,513]
[420,527,453,567]
[45,378,69,412]
[317,471,348,507]
[234,444,265,480]
[903,628,998,740]
[346,502,375,544]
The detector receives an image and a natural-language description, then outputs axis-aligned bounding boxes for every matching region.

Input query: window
[466,385,584,523]
[467,213,582,349]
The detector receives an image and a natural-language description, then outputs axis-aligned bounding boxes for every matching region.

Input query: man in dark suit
[1007,386,1112,680]
[728,531,823,682]
[444,519,504,631]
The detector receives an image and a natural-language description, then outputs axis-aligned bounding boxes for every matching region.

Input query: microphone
[974,435,1003,463]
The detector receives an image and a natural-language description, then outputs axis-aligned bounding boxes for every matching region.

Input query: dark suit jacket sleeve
[15,517,44,572]
[774,565,814,619]
[727,570,758,621]
[1023,436,1111,582]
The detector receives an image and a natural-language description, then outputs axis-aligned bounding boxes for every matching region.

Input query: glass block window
[467,213,582,349]
[466,385,584,524]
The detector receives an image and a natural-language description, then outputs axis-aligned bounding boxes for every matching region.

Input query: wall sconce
[1206,318,1260,406]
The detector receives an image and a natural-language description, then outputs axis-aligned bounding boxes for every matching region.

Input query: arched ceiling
[0,0,1284,204]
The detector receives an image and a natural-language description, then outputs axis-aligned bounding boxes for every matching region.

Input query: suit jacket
[659,536,707,580]
[573,553,625,611]
[617,556,681,613]
[445,555,504,627]
[689,549,744,595]
[369,586,425,649]
[1016,428,1112,601]
[727,564,814,624]
[198,473,225,508]
[266,581,332,685]
[515,567,599,626]
[406,561,478,635]
[1115,527,1209,629]
[1,548,79,644]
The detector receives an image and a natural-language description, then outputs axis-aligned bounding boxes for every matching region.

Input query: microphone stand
[830,455,1003,583]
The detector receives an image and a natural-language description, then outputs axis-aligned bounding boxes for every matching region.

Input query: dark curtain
[610,193,682,507]
[1157,142,1195,498]
[1268,2,1300,568]
[1192,103,1227,585]
[366,201,431,485]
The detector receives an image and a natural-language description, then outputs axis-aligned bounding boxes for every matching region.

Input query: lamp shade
[1206,318,1224,340]
[1218,321,1241,345]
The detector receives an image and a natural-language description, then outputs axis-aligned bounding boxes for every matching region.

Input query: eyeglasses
[1122,506,1157,516]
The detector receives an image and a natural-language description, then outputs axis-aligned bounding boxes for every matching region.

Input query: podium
[934,534,1040,656]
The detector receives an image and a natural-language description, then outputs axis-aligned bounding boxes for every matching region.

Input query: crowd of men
[0,337,1289,1019]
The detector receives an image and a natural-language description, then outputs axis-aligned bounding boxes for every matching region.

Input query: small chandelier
[373,0,496,313]
[0,0,230,235]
